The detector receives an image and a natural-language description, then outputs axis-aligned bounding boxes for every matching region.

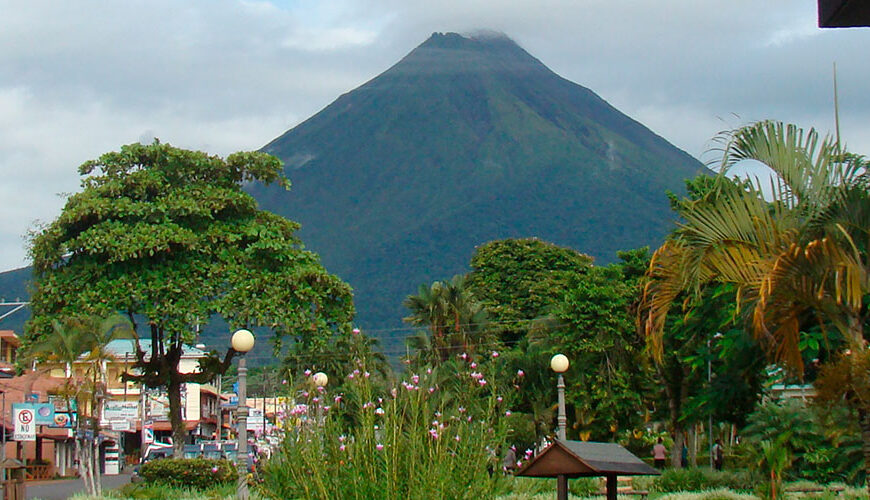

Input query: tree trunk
[168,375,186,457]
[671,426,685,468]
[688,425,698,467]
[93,397,103,496]
[860,409,870,495]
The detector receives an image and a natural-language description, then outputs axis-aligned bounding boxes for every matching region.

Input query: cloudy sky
[1,0,868,272]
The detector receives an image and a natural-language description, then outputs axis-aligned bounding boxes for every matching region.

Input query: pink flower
[334,395,343,404]
[353,369,360,375]
[376,443,384,451]
[339,444,346,451]
[348,373,355,379]
[411,374,419,385]
[428,429,439,439]
[304,369,312,376]
[470,362,477,369]
[458,406,466,413]
[211,466,218,473]
[505,410,512,417]
[352,327,360,335]
[455,435,461,442]
[428,387,435,394]
[478,379,487,386]
[517,370,525,377]
[426,368,432,374]
[525,449,533,458]
[281,379,287,385]
[375,407,385,415]
[364,371,370,378]
[338,435,346,442]
[492,351,499,358]
[496,396,503,403]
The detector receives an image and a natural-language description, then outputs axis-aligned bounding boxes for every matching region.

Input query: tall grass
[260,356,517,499]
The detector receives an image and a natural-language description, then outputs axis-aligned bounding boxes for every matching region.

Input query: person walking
[712,439,724,471]
[653,438,667,469]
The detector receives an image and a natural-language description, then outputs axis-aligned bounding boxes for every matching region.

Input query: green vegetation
[25,140,354,456]
[137,458,236,489]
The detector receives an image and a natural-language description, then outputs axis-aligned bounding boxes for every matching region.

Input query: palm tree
[26,314,135,496]
[403,275,490,363]
[640,120,869,486]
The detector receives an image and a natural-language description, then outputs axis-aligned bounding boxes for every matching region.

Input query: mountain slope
[251,32,708,344]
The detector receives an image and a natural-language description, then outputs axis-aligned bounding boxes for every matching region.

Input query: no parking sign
[12,404,36,441]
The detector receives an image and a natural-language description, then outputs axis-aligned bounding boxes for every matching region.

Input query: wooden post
[607,474,618,500]
[557,474,568,500]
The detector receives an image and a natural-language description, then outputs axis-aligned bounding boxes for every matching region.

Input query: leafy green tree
[467,238,593,344]
[26,141,354,456]
[548,249,655,441]
[641,121,870,485]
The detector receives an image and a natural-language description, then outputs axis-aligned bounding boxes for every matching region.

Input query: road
[25,472,132,500]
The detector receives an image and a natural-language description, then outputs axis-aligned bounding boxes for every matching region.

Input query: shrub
[636,468,758,493]
[137,458,235,489]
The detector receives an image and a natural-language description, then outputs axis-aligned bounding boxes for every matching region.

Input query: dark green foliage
[737,400,864,485]
[251,32,708,339]
[137,458,235,489]
[637,467,758,493]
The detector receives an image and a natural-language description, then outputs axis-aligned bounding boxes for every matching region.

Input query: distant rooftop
[90,339,208,360]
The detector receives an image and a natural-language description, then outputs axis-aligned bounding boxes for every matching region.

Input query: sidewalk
[25,472,132,500]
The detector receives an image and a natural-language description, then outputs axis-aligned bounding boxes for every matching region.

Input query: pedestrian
[712,439,724,471]
[681,444,688,468]
[653,437,667,469]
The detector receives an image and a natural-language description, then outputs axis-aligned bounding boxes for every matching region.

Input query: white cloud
[1,0,869,271]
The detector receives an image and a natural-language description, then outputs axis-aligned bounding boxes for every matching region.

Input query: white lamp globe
[231,329,255,353]
[312,372,329,387]
[550,354,569,373]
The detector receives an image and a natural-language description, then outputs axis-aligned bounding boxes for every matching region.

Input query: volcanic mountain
[251,32,708,344]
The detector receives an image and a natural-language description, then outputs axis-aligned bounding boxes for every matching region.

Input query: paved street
[25,472,132,500]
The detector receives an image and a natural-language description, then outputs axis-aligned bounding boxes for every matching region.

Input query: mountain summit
[259,33,709,341]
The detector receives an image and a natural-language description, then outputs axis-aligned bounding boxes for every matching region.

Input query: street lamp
[232,329,255,500]
[707,332,722,468]
[312,372,328,388]
[550,353,570,500]
[550,354,569,441]
[312,372,328,425]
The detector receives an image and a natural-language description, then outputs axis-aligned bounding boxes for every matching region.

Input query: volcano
[250,32,708,348]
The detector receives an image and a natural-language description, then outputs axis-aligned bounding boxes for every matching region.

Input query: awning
[516,440,660,478]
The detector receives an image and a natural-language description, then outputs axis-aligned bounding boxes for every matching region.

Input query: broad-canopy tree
[640,121,869,485]
[26,141,354,456]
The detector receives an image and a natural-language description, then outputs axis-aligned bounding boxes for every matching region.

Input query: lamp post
[312,372,328,426]
[707,332,722,469]
[550,353,570,500]
[232,329,255,500]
